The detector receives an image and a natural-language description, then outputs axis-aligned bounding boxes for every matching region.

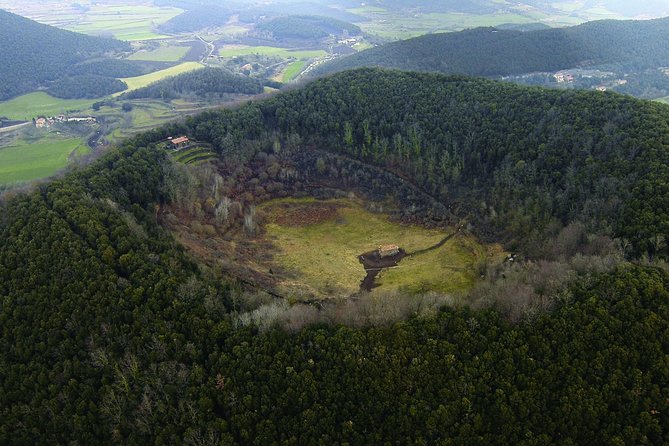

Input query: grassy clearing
[0,136,85,185]
[281,61,306,82]
[0,93,98,121]
[353,42,374,51]
[128,45,189,62]
[219,45,326,59]
[260,197,499,297]
[117,62,204,94]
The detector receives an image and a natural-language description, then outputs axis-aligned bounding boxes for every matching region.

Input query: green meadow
[260,197,499,298]
[0,93,98,121]
[0,136,86,185]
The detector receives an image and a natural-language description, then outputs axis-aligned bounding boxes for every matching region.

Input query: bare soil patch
[268,201,341,227]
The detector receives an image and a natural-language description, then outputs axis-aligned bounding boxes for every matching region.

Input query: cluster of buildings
[34,115,97,128]
[553,72,574,83]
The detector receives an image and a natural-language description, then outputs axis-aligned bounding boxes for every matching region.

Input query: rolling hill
[313,16,669,77]
[119,67,264,100]
[0,9,130,100]
[256,15,362,40]
[3,67,669,443]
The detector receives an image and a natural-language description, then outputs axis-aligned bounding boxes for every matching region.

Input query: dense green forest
[256,15,361,40]
[1,141,669,444]
[67,59,173,79]
[47,75,128,99]
[120,67,263,100]
[3,68,669,443]
[0,9,129,100]
[314,16,669,77]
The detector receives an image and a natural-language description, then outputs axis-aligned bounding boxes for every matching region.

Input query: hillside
[0,9,129,100]
[256,15,362,40]
[161,68,669,259]
[158,5,231,34]
[3,68,669,443]
[119,67,264,100]
[314,16,669,77]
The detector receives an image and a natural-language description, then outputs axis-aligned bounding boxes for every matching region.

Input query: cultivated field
[281,61,307,82]
[0,136,86,185]
[2,2,185,41]
[218,45,327,59]
[117,62,204,94]
[0,93,98,121]
[259,197,499,298]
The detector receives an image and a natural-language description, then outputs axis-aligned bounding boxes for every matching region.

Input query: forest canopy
[3,68,669,444]
[314,16,669,77]
[0,9,129,100]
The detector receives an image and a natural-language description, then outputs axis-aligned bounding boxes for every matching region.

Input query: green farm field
[0,93,98,121]
[281,61,307,82]
[117,62,204,94]
[219,45,326,59]
[64,4,183,40]
[0,136,86,185]
[259,197,502,298]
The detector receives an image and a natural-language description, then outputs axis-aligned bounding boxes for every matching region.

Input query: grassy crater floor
[259,197,503,298]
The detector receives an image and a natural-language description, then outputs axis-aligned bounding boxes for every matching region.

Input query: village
[34,115,97,128]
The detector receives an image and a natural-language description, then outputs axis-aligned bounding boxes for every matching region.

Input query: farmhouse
[378,244,400,258]
[169,136,190,149]
[35,117,47,128]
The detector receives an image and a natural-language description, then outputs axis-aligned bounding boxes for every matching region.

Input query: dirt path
[0,122,30,134]
[407,229,460,256]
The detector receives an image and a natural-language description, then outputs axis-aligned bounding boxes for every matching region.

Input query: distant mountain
[0,9,129,101]
[158,5,232,34]
[313,17,669,78]
[256,15,362,40]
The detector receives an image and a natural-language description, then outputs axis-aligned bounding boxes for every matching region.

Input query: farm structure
[378,244,400,258]
[169,136,190,149]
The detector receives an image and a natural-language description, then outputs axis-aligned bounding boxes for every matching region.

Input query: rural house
[35,117,47,128]
[378,244,400,258]
[169,136,190,149]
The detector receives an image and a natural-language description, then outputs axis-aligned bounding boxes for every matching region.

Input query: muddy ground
[358,249,407,292]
